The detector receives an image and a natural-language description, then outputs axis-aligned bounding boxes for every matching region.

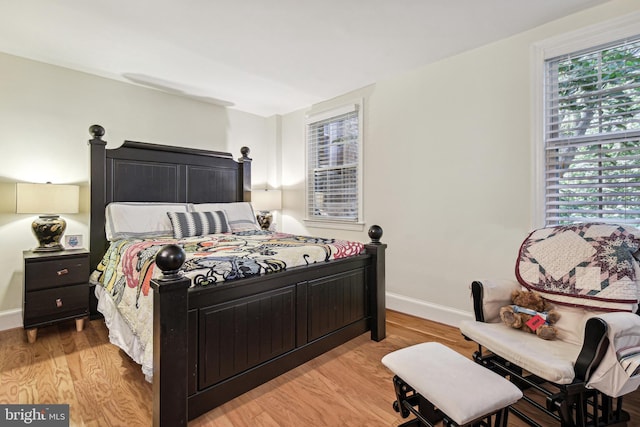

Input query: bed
[87,125,387,426]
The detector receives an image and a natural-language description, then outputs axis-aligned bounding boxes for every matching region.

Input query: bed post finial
[368,225,383,244]
[238,147,252,202]
[89,124,105,139]
[155,244,186,279]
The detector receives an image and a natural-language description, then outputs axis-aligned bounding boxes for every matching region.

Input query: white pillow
[540,304,620,346]
[190,202,260,232]
[105,202,189,241]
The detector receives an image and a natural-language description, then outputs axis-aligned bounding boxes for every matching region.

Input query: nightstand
[23,249,90,343]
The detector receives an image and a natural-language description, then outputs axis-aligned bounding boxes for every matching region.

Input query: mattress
[90,230,365,378]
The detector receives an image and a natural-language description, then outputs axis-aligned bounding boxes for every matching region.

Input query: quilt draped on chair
[516,223,640,312]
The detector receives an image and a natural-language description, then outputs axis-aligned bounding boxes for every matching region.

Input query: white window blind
[544,36,640,227]
[306,104,361,222]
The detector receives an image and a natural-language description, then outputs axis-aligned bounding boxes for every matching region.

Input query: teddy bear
[499,289,560,340]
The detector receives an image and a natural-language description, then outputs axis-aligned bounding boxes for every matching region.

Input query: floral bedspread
[90,230,364,376]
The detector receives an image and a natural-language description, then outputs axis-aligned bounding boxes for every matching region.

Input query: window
[542,34,640,227]
[306,102,363,227]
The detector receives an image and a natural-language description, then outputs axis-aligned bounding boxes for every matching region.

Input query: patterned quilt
[90,230,364,376]
[516,223,640,312]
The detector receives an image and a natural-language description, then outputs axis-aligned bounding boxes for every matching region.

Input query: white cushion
[473,280,618,346]
[552,305,617,346]
[105,202,189,241]
[475,279,522,323]
[382,342,522,425]
[190,202,259,232]
[459,320,581,384]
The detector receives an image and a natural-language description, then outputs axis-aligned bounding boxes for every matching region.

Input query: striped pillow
[167,211,230,238]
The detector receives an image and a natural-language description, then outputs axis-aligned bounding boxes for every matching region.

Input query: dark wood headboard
[87,124,252,273]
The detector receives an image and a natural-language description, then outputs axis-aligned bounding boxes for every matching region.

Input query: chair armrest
[580,312,640,396]
[574,317,609,382]
[470,279,521,323]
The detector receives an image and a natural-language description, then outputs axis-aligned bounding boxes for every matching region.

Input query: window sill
[303,219,365,232]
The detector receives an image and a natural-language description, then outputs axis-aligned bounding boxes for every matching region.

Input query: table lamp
[252,189,282,230]
[16,182,80,252]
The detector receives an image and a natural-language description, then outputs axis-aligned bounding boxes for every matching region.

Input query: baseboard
[2,294,472,332]
[386,292,473,327]
[0,308,22,331]
[2,294,471,332]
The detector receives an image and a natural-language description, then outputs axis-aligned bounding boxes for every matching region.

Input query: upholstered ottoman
[382,342,522,427]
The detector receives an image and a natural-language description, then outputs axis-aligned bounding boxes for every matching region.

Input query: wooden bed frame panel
[87,125,386,426]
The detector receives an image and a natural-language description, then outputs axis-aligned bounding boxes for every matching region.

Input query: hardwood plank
[0,311,638,426]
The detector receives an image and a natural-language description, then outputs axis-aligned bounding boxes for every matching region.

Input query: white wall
[279,0,640,326]
[2,0,637,332]
[0,52,267,329]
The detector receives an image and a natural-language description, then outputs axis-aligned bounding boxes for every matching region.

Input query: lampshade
[252,189,282,212]
[16,183,79,252]
[16,183,79,214]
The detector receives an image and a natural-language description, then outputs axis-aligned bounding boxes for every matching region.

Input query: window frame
[304,100,364,231]
[531,11,640,228]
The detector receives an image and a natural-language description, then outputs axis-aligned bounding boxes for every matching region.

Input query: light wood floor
[1,311,639,426]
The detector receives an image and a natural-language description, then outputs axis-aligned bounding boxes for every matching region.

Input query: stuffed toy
[499,289,560,340]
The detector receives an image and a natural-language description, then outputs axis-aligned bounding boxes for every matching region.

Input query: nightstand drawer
[25,256,90,291]
[24,284,89,326]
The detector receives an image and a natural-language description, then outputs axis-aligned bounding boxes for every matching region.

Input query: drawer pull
[56,298,63,308]
[57,269,69,276]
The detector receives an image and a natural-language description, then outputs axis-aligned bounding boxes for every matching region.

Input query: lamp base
[256,211,273,231]
[32,215,66,252]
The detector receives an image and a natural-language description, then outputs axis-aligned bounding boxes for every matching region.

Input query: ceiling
[1,0,609,117]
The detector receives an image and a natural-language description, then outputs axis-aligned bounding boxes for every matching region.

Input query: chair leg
[417,394,443,426]
[494,408,510,427]
[398,418,423,427]
[559,401,577,427]
[596,399,630,427]
[393,376,414,419]
[575,392,586,427]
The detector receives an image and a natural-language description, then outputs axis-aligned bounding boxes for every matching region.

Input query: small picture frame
[65,234,83,249]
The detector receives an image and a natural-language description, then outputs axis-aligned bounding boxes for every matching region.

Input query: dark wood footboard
[152,229,386,426]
